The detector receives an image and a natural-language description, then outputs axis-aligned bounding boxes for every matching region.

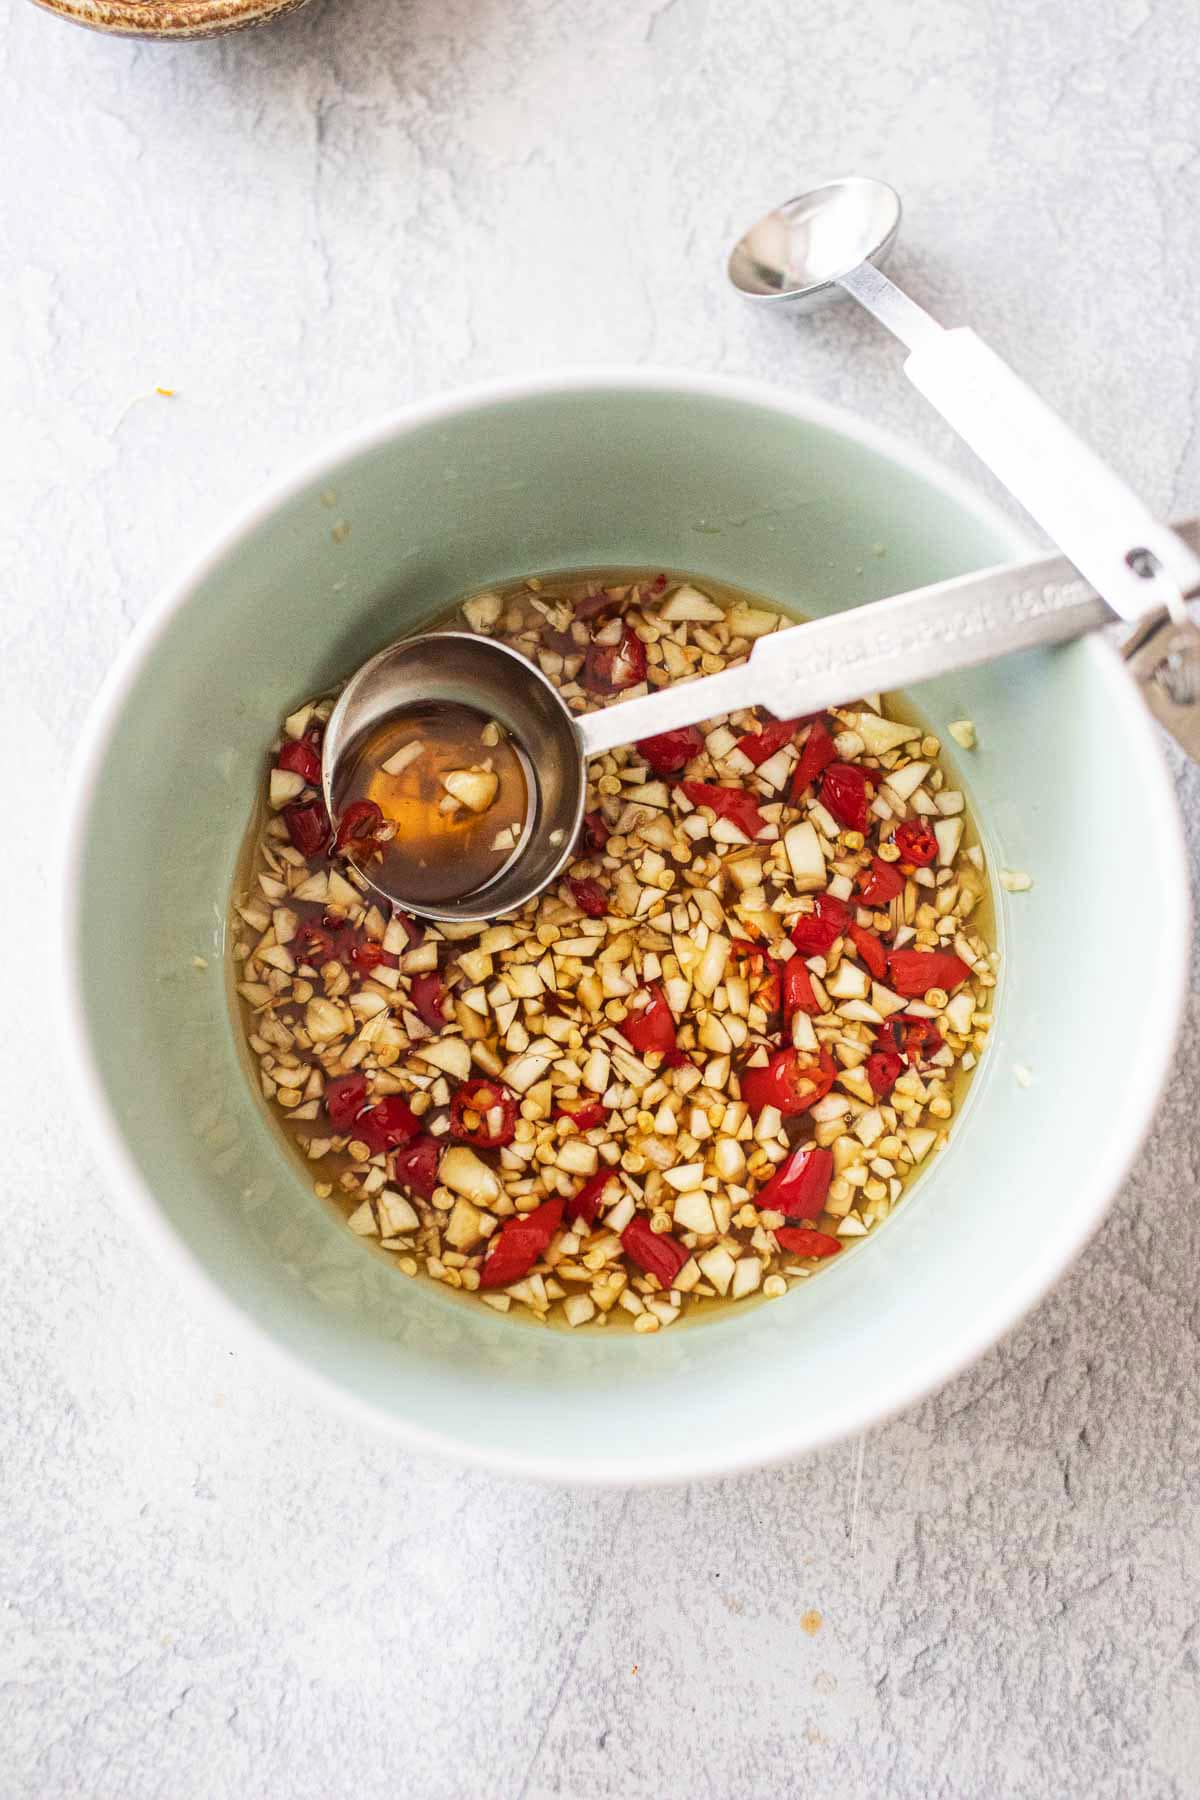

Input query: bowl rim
[59,365,1191,1485]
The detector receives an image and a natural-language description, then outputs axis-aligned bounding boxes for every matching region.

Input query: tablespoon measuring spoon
[729,177,1200,628]
[728,176,1200,752]
[323,517,1200,922]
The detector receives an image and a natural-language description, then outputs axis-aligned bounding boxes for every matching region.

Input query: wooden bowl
[30,0,312,36]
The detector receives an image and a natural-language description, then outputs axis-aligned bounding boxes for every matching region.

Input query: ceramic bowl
[30,0,311,37]
[61,371,1189,1484]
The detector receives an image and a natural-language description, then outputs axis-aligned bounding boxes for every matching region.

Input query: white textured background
[5,1,1200,1794]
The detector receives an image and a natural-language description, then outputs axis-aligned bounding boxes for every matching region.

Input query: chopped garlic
[416,1037,472,1081]
[442,767,499,813]
[674,1189,717,1234]
[462,591,503,632]
[658,583,726,622]
[884,761,929,802]
[444,1199,486,1250]
[698,1246,737,1295]
[440,1147,501,1204]
[933,816,963,867]
[783,821,826,890]
[854,713,921,756]
[731,1257,763,1300]
[378,1189,420,1235]
[269,769,306,808]
[381,739,425,776]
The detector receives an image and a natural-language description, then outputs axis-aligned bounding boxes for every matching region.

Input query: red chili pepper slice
[858,857,906,907]
[878,1015,945,1063]
[334,798,384,861]
[635,725,705,775]
[736,716,803,767]
[790,718,838,803]
[356,1095,421,1154]
[293,922,336,967]
[569,877,608,917]
[575,586,626,621]
[886,949,971,998]
[866,1049,905,1097]
[848,921,888,981]
[580,812,609,851]
[325,1071,368,1131]
[449,1079,518,1149]
[283,799,331,859]
[754,1144,833,1220]
[619,983,678,1059]
[350,941,400,973]
[900,1015,945,1059]
[782,956,820,1020]
[774,1226,842,1259]
[679,780,765,840]
[555,1099,609,1131]
[741,1046,836,1119]
[582,625,647,694]
[820,763,876,833]
[790,892,851,958]
[731,940,782,1015]
[409,970,448,1030]
[621,1216,689,1288]
[566,1169,620,1228]
[330,926,363,965]
[479,1198,564,1289]
[391,1132,442,1200]
[277,738,323,786]
[893,817,939,866]
[538,625,579,661]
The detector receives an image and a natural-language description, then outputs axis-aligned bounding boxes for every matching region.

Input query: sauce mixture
[334,699,531,908]
[229,570,999,1331]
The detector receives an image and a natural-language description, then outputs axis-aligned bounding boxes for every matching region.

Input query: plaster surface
[4,2,1200,1793]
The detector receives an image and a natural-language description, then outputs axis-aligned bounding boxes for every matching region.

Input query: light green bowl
[62,371,1189,1484]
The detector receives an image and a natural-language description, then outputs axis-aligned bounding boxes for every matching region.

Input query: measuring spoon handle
[903,328,1200,624]
[574,520,1200,760]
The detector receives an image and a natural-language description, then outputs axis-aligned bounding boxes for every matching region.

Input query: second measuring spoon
[728,177,1200,635]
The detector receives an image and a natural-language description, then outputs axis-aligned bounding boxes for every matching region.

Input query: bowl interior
[67,378,1187,1481]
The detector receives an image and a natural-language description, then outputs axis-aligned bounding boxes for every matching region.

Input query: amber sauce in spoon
[333,699,532,909]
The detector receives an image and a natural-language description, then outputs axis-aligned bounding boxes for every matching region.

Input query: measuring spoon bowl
[728,176,901,309]
[322,631,586,923]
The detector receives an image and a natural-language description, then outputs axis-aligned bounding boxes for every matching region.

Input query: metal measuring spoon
[324,176,1200,919]
[729,177,1200,626]
[323,522,1199,922]
[729,176,1200,747]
